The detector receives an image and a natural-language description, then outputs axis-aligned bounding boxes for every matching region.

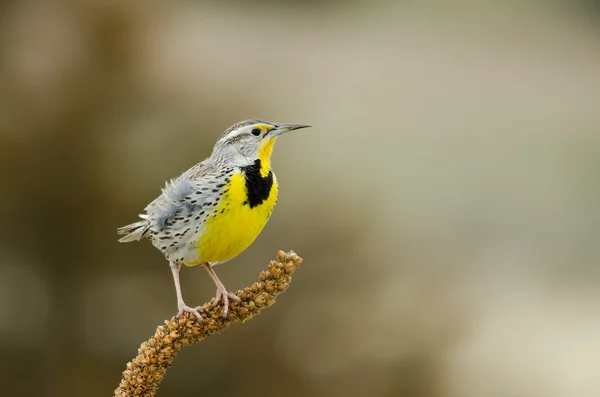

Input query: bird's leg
[203,263,241,319]
[170,261,204,322]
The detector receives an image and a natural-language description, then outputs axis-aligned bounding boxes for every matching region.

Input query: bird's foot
[212,286,241,319]
[177,302,205,323]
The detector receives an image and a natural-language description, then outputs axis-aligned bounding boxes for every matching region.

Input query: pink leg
[203,263,241,318]
[170,262,204,322]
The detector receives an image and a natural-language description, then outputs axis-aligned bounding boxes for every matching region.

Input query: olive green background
[1,1,599,396]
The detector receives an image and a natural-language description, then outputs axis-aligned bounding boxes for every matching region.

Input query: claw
[177,303,204,323]
[202,262,241,319]
[212,286,241,318]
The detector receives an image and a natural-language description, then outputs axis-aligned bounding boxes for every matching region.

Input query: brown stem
[114,250,303,397]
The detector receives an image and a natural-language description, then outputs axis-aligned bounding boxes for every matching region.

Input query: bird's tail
[117,216,150,243]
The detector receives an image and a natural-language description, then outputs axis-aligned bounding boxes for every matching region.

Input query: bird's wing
[144,160,221,232]
[118,160,217,242]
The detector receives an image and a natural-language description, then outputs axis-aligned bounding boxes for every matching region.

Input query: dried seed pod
[277,250,286,261]
[259,271,269,281]
[265,280,276,293]
[269,266,282,278]
[114,251,302,397]
[284,262,295,274]
[254,295,266,307]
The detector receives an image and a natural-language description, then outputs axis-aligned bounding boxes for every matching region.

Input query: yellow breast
[194,170,278,264]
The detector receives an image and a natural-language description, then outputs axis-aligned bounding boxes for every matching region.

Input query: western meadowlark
[117,119,310,322]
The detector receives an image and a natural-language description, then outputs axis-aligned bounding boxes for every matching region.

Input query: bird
[117,119,311,322]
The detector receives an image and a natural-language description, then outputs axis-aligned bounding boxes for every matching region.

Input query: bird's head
[213,119,311,174]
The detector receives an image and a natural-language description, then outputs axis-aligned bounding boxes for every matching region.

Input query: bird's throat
[257,137,276,177]
[241,159,275,208]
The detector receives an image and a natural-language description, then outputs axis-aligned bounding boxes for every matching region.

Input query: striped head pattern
[213,119,311,176]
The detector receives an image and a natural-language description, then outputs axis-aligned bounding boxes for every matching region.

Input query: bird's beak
[269,123,312,137]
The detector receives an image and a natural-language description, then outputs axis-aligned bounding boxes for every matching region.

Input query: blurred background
[1,1,599,396]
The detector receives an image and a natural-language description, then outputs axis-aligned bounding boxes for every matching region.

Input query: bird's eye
[251,128,261,136]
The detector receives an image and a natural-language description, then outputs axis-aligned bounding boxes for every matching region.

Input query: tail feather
[117,220,150,243]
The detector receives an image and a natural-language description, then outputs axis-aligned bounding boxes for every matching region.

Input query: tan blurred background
[1,1,600,396]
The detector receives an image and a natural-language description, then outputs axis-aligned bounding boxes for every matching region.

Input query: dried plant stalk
[114,250,303,397]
